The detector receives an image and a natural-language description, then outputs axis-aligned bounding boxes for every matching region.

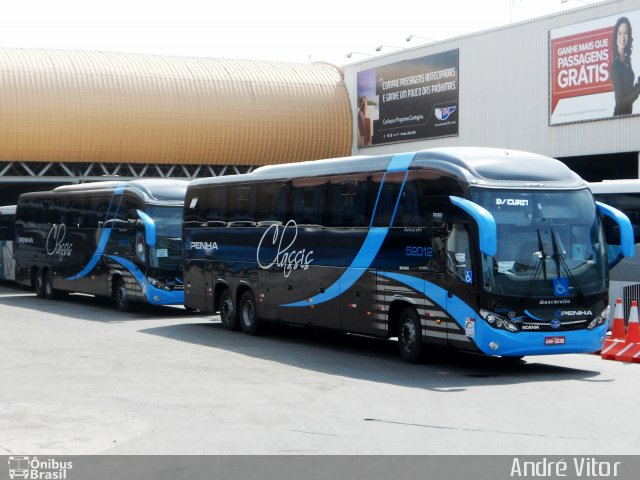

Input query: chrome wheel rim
[221,298,233,323]
[242,301,255,328]
[401,320,417,352]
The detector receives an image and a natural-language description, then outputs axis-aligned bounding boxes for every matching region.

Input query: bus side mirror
[136,210,156,247]
[449,196,497,257]
[596,202,634,257]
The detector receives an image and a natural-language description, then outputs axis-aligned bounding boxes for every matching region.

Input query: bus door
[444,222,474,344]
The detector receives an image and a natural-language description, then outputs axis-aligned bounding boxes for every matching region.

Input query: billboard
[356,50,459,147]
[550,9,640,125]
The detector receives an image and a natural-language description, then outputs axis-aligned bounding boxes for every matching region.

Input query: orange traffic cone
[611,298,626,340]
[615,301,640,363]
[626,301,640,343]
[601,298,630,361]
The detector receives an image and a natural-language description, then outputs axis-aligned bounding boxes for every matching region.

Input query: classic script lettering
[46,224,73,260]
[256,220,314,278]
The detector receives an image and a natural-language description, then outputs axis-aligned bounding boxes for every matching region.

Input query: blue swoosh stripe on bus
[280,227,388,307]
[65,184,126,281]
[108,254,184,305]
[280,152,416,308]
[66,228,112,280]
[377,271,473,329]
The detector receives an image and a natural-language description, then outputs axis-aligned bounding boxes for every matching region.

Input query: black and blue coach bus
[183,148,634,362]
[0,205,16,281]
[15,180,187,310]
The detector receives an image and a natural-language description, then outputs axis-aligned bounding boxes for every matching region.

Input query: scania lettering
[15,180,187,310]
[183,147,633,362]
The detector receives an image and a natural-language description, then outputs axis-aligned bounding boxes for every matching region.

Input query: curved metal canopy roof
[0,48,353,166]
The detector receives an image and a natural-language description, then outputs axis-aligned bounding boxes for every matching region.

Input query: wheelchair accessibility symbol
[553,277,569,297]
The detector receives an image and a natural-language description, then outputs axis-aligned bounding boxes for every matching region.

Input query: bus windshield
[471,188,607,298]
[147,205,182,239]
[146,205,182,270]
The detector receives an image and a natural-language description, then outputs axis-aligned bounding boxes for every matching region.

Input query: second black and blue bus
[15,180,187,310]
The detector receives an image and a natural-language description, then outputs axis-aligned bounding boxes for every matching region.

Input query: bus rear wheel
[34,270,45,298]
[239,291,261,335]
[219,289,238,331]
[398,307,424,364]
[114,277,131,312]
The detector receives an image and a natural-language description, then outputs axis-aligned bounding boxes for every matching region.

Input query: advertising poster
[550,9,640,125]
[356,49,459,147]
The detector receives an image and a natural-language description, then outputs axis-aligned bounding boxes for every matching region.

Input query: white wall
[344,0,640,159]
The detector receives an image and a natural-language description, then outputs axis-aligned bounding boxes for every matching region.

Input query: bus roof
[588,179,640,194]
[51,179,189,202]
[189,147,583,189]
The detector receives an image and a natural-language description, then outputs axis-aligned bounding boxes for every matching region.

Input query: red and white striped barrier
[601,298,628,360]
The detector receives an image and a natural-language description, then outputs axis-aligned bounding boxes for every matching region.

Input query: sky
[0,0,606,66]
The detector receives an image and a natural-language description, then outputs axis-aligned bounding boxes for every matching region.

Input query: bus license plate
[544,336,565,345]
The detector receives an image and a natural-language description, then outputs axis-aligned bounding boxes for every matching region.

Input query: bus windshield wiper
[537,228,547,281]
[551,229,585,303]
[522,228,548,305]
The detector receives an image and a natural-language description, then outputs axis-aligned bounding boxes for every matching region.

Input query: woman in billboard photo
[610,16,640,116]
[357,96,372,146]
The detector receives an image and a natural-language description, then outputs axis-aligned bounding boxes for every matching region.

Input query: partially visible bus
[183,147,633,362]
[0,205,16,281]
[15,180,187,310]
[589,180,640,320]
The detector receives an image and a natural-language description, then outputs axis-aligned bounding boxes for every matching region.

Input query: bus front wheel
[114,277,131,312]
[398,307,424,364]
[239,291,261,335]
[219,289,239,331]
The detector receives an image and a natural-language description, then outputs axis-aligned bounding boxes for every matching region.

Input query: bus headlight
[480,309,519,332]
[147,276,171,291]
[587,306,610,330]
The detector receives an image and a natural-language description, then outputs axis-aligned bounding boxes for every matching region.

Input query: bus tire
[114,277,131,312]
[398,306,424,364]
[239,290,261,335]
[219,289,239,331]
[34,269,45,298]
[43,268,58,300]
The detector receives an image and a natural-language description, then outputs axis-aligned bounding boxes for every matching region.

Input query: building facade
[343,0,640,181]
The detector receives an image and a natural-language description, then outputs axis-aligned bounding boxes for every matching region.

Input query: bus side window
[90,196,107,227]
[227,186,255,226]
[394,176,422,227]
[291,179,327,226]
[184,189,206,228]
[204,187,227,227]
[370,172,404,227]
[327,175,370,227]
[80,199,96,229]
[256,182,287,225]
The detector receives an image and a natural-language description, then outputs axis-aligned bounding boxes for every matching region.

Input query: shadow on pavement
[139,320,604,391]
[0,284,196,322]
